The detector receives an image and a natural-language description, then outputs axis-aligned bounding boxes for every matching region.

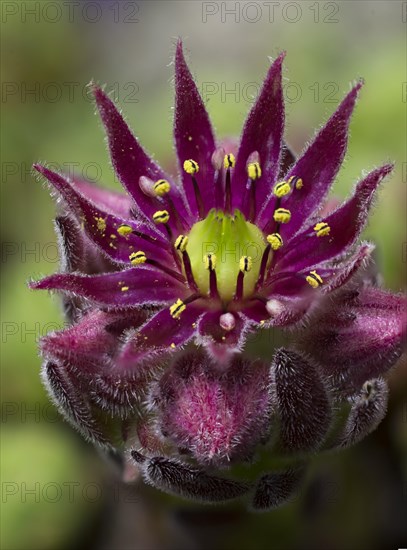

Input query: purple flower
[31,41,406,509]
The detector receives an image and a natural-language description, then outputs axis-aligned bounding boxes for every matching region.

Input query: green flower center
[187,209,266,302]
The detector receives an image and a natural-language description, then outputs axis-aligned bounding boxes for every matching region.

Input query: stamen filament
[223,154,236,213]
[225,167,232,213]
[214,168,224,209]
[209,269,219,299]
[192,176,204,219]
[182,250,198,292]
[248,181,256,222]
[165,195,187,234]
[234,271,245,301]
[204,253,220,299]
[255,244,271,290]
[145,258,185,283]
[184,159,204,219]
[234,255,252,300]
[247,161,261,222]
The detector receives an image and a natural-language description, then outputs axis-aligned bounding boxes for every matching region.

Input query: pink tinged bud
[211,147,225,170]
[219,312,236,331]
[154,351,272,466]
[272,349,332,453]
[300,288,407,392]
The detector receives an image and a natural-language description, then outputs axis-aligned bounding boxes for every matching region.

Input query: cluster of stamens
[115,153,332,325]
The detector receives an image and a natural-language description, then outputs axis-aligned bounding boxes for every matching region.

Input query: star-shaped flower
[30,41,406,509]
[31,42,396,367]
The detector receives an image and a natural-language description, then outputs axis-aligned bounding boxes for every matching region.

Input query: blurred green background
[1,1,406,549]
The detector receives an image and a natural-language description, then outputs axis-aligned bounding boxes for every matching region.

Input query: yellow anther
[306,270,323,288]
[223,154,236,169]
[170,343,176,349]
[203,253,217,271]
[288,176,303,189]
[153,179,171,197]
[273,181,291,198]
[170,299,186,319]
[273,208,291,224]
[183,159,199,174]
[117,225,133,237]
[239,256,252,272]
[247,162,262,180]
[267,233,283,250]
[152,210,170,224]
[129,251,147,265]
[121,286,129,292]
[174,235,188,252]
[314,222,331,238]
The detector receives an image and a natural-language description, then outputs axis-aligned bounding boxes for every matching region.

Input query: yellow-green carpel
[187,209,266,302]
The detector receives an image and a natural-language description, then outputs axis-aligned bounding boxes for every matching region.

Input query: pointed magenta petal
[115,303,205,370]
[30,266,184,307]
[174,41,216,216]
[322,242,374,293]
[233,53,285,216]
[71,176,132,218]
[265,271,312,297]
[259,81,363,236]
[92,86,190,229]
[276,164,393,272]
[52,215,118,321]
[34,165,172,266]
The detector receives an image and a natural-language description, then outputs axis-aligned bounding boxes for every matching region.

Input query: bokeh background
[1,1,406,549]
